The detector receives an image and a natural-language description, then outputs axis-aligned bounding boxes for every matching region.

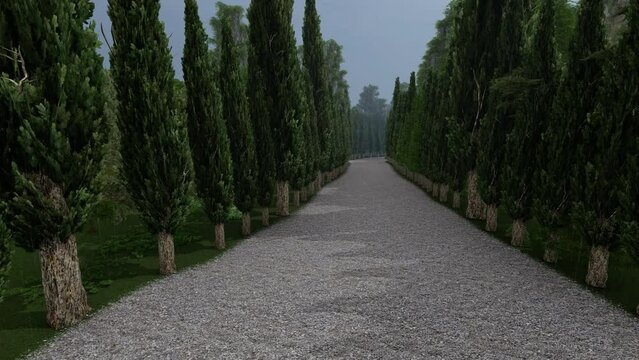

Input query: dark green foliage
[247,0,275,207]
[502,0,557,221]
[247,0,300,185]
[303,0,333,172]
[0,214,11,303]
[476,0,527,207]
[220,19,257,213]
[2,0,106,249]
[385,78,401,158]
[183,0,234,223]
[109,0,191,233]
[299,68,321,185]
[535,0,606,230]
[325,39,352,167]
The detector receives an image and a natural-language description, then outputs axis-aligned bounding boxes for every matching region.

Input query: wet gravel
[30,158,639,359]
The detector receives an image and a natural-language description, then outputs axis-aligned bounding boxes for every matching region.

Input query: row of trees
[0,0,351,329]
[386,0,638,307]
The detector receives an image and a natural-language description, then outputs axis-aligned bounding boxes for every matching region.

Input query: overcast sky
[93,0,450,102]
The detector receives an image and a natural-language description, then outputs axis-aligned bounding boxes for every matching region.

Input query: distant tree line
[386,0,639,315]
[351,85,388,158]
[0,0,351,329]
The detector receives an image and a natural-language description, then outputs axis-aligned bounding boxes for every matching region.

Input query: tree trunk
[292,190,300,207]
[586,244,610,288]
[261,207,270,226]
[439,184,449,203]
[301,187,308,202]
[40,235,90,329]
[276,181,289,216]
[452,192,461,209]
[157,231,176,275]
[465,171,482,219]
[511,218,526,247]
[426,179,433,193]
[479,199,488,220]
[215,223,225,250]
[485,204,498,232]
[317,171,322,190]
[241,212,251,237]
[433,183,440,197]
[543,231,559,264]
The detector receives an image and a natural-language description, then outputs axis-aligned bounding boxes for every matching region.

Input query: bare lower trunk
[452,192,461,209]
[292,190,300,207]
[479,199,488,220]
[439,184,449,203]
[157,231,176,275]
[426,179,433,193]
[261,207,270,226]
[40,235,90,329]
[511,218,526,247]
[317,171,322,189]
[586,244,610,288]
[241,212,251,236]
[485,204,498,232]
[215,223,225,250]
[465,171,482,219]
[301,187,308,202]
[543,231,559,264]
[276,181,289,216]
[433,183,440,197]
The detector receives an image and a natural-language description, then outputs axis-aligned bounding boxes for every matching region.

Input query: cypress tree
[183,0,234,247]
[387,78,401,158]
[303,0,333,178]
[573,0,636,289]
[300,68,321,199]
[534,0,606,263]
[476,0,527,232]
[502,0,557,247]
[219,18,257,236]
[248,0,304,217]
[247,1,276,225]
[109,0,191,273]
[1,0,105,328]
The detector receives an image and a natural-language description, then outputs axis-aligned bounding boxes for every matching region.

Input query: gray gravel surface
[30,158,639,359]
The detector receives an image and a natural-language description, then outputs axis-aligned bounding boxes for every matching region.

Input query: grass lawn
[396,165,639,317]
[0,202,296,360]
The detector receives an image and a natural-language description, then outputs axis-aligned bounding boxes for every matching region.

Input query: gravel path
[30,158,639,359]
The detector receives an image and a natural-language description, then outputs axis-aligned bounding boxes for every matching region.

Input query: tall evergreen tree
[502,0,557,247]
[247,0,304,217]
[183,0,234,248]
[386,78,402,158]
[219,18,257,236]
[247,0,275,226]
[109,0,191,274]
[303,0,333,179]
[1,0,105,328]
[477,0,527,232]
[534,0,606,263]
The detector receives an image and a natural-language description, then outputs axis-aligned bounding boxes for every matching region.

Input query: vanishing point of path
[31,158,639,359]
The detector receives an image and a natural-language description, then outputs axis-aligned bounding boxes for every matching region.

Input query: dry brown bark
[276,181,289,216]
[157,231,176,275]
[261,207,270,226]
[485,204,498,232]
[40,235,90,329]
[215,223,226,250]
[241,212,251,236]
[465,171,482,219]
[586,245,610,288]
[511,218,526,247]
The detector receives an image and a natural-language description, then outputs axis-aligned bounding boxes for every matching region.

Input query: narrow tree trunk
[292,190,300,207]
[157,231,176,275]
[479,199,488,220]
[439,184,449,203]
[317,171,322,189]
[40,235,90,329]
[241,212,251,237]
[261,207,270,226]
[586,244,610,288]
[215,223,225,250]
[276,181,289,216]
[466,170,481,219]
[433,183,440,197]
[485,204,498,232]
[452,192,461,209]
[511,218,526,247]
[301,187,308,202]
[543,231,559,264]
[426,179,433,193]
